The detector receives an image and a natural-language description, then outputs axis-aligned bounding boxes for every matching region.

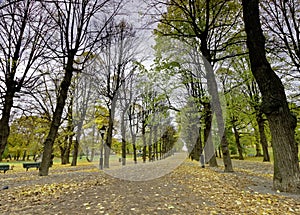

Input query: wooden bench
[23,162,41,171]
[0,164,10,173]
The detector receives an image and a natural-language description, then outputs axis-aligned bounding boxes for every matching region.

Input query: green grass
[238,146,300,163]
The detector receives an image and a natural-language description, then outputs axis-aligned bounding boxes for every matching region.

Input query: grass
[2,146,299,173]
[236,146,300,163]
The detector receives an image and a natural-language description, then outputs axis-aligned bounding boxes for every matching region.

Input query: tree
[60,94,75,165]
[242,0,300,192]
[7,115,49,161]
[94,19,137,168]
[0,0,23,10]
[128,98,142,164]
[71,60,96,166]
[0,1,50,160]
[119,66,139,165]
[151,0,243,171]
[219,58,271,161]
[261,0,300,73]
[153,34,218,166]
[39,0,122,176]
[260,0,300,110]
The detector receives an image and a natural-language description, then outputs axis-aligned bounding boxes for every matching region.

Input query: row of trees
[0,0,299,192]
[0,0,180,175]
[0,0,129,175]
[148,0,300,193]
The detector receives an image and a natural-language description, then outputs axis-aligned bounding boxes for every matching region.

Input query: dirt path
[0,157,299,214]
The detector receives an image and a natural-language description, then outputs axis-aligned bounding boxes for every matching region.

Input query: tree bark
[153,125,158,161]
[71,112,86,166]
[256,111,270,161]
[71,138,79,166]
[142,119,147,163]
[202,54,233,172]
[253,128,262,157]
[61,96,74,165]
[60,136,69,165]
[129,105,138,164]
[72,75,91,166]
[203,102,218,167]
[39,61,74,176]
[0,92,13,161]
[0,1,30,160]
[132,140,137,164]
[243,0,300,192]
[233,124,244,160]
[148,126,153,162]
[121,111,126,166]
[191,127,202,162]
[104,98,117,168]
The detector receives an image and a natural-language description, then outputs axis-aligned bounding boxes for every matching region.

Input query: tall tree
[220,57,271,161]
[0,0,23,10]
[119,66,138,165]
[260,0,300,105]
[95,19,137,168]
[152,0,241,171]
[7,115,49,161]
[71,62,95,166]
[242,0,300,192]
[39,0,122,176]
[261,0,300,72]
[0,1,49,160]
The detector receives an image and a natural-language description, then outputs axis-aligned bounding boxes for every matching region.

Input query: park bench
[0,164,10,173]
[23,162,41,171]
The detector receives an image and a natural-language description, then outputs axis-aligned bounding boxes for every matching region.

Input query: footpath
[0,156,299,214]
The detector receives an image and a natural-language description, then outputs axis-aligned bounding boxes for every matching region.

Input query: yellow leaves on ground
[0,159,299,214]
[172,163,300,214]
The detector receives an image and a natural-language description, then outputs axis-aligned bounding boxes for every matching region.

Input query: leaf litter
[0,159,299,214]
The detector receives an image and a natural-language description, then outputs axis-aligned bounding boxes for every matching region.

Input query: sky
[120,0,158,68]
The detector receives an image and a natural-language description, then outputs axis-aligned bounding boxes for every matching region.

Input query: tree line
[0,0,299,193]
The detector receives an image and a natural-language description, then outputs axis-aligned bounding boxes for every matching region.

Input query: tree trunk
[191,127,202,162]
[0,5,29,160]
[132,137,137,164]
[243,0,300,192]
[130,130,137,164]
[142,119,147,163]
[202,54,233,172]
[71,138,79,166]
[255,142,262,157]
[71,120,85,166]
[72,75,91,166]
[254,128,262,157]
[89,128,98,162]
[129,108,138,164]
[121,111,126,166]
[61,99,74,165]
[233,125,244,160]
[159,134,162,160]
[153,122,158,160]
[91,148,95,162]
[39,63,74,176]
[104,101,116,168]
[203,102,218,167]
[148,127,153,162]
[0,91,14,161]
[66,131,74,164]
[256,111,270,161]
[60,137,68,165]
[22,150,27,161]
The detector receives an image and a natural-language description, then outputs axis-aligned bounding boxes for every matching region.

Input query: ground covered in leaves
[0,156,300,214]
